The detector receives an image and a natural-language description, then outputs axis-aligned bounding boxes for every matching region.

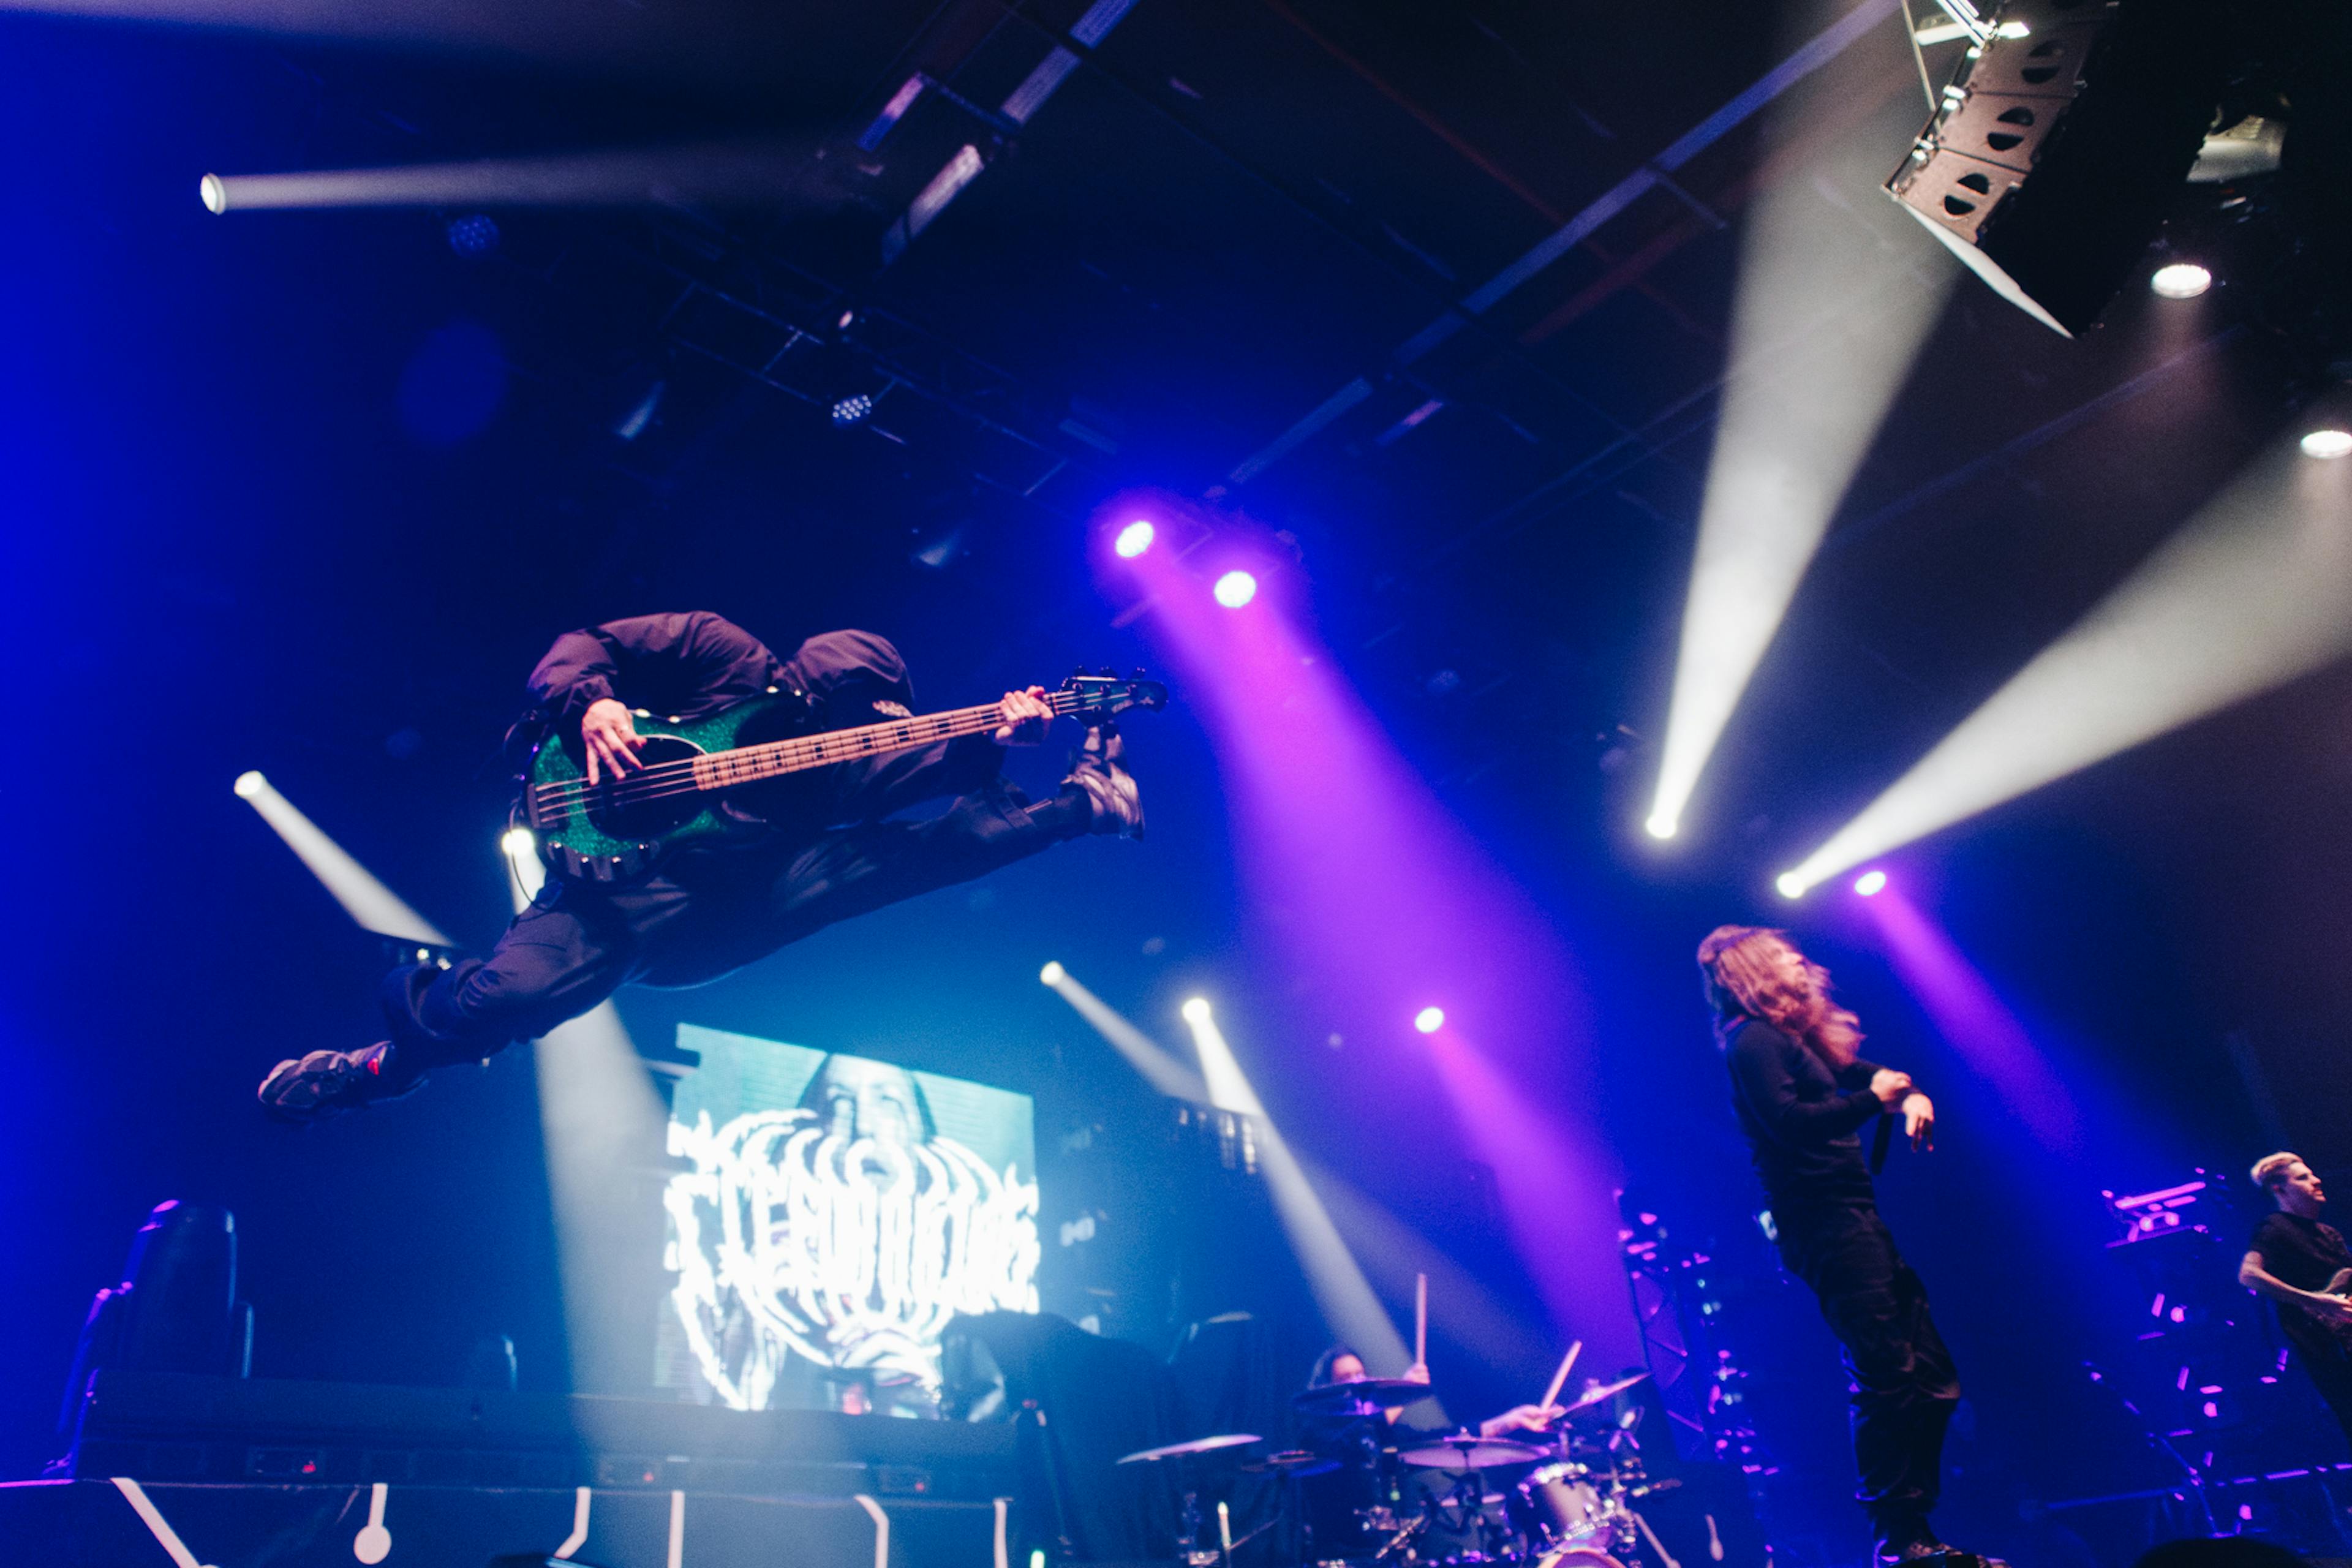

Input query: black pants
[382,781,1074,1068]
[2298,1348,2352,1454]
[1777,1203,1961,1546]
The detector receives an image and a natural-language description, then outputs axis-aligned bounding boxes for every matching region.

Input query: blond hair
[2251,1152,2304,1191]
[1697,925,1863,1071]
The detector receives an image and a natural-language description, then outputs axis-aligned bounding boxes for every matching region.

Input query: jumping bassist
[259,612,1152,1121]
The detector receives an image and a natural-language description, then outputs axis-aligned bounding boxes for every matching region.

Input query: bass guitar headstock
[1060,666,1170,720]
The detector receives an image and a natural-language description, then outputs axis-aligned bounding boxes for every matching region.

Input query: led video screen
[656,1024,1041,1411]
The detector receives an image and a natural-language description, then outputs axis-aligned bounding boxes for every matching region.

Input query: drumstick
[1414,1273,1428,1368]
[1539,1341,1583,1412]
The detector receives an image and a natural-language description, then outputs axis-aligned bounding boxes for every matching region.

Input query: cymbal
[1556,1374,1648,1419]
[1395,1431,1545,1470]
[1240,1449,1341,1476]
[1292,1378,1439,1413]
[1116,1433,1263,1464]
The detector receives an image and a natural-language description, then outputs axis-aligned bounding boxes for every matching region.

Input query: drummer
[1303,1346,1567,1441]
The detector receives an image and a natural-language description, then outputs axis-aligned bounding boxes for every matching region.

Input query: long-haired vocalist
[1698,925,1986,1568]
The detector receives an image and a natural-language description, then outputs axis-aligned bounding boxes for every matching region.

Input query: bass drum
[1533,1551,1627,1568]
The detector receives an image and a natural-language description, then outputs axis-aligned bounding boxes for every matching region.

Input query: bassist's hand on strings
[582,698,648,785]
[994,687,1054,745]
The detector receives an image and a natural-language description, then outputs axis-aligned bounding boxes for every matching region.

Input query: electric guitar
[2309,1267,2352,1349]
[520,670,1167,883]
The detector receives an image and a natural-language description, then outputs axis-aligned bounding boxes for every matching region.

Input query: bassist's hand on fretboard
[993,687,1054,747]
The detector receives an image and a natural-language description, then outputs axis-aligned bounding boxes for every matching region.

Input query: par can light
[2149,263,2212,299]
[2303,429,2352,461]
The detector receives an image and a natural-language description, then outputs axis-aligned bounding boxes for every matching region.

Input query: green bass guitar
[519,671,1166,883]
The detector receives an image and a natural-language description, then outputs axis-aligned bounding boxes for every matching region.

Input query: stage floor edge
[0,1477,1011,1568]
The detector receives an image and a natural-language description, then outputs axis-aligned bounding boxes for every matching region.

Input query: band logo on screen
[658,1025,1040,1411]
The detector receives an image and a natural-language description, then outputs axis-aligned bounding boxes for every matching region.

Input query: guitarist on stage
[2242,1153,2352,1448]
[258,612,1144,1123]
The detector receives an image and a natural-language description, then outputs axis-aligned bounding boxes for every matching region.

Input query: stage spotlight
[199,173,227,214]
[2304,429,2352,461]
[831,393,873,428]
[500,827,536,859]
[232,769,265,799]
[1644,814,1677,841]
[1212,570,1257,609]
[445,213,500,257]
[1114,519,1155,559]
[2150,263,2212,300]
[1181,997,1212,1023]
[1776,872,1807,900]
[1780,432,2352,886]
[1853,869,1888,897]
[1039,960,1066,986]
[1412,1006,1445,1035]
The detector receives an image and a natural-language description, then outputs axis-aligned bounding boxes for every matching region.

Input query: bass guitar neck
[521,671,1166,883]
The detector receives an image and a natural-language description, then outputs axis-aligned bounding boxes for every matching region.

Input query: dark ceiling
[12,0,2352,1066]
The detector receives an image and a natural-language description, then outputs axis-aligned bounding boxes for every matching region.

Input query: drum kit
[1117,1370,1683,1568]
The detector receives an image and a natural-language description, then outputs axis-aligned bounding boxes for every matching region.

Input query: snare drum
[1513,1463,1609,1549]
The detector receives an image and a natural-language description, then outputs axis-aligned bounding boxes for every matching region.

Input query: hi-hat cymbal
[1116,1433,1264,1464]
[1395,1431,1545,1470]
[1556,1374,1648,1419]
[1292,1378,1439,1413]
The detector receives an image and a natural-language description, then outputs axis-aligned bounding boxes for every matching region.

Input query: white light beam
[1781,437,2352,891]
[503,830,669,1395]
[1647,60,1958,840]
[1180,1005,1430,1403]
[1041,965,1211,1103]
[234,771,453,947]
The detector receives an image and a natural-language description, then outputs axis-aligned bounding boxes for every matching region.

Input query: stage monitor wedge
[1887,0,2232,335]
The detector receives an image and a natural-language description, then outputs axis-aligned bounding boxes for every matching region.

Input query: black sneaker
[257,1042,425,1123]
[1061,724,1143,839]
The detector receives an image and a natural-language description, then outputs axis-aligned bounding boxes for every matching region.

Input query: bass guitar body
[523,690,823,883]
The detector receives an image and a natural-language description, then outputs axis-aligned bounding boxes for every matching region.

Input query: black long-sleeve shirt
[526,611,790,738]
[522,612,1005,824]
[1722,1015,1887,1212]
